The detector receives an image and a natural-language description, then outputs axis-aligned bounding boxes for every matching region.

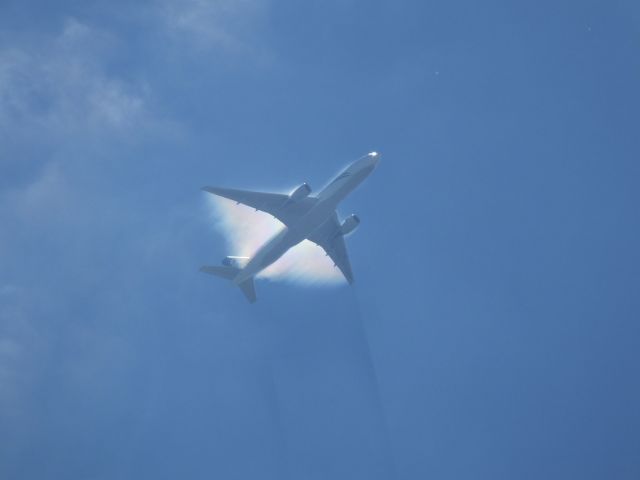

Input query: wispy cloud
[0,3,280,462]
[0,18,180,246]
[156,0,270,56]
[0,17,185,231]
[207,196,345,285]
[0,18,163,433]
[0,19,150,140]
[0,285,47,445]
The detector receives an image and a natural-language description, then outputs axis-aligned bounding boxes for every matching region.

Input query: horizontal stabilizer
[200,265,257,303]
[199,265,238,280]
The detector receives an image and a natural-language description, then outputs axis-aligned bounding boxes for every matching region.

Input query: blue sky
[1,1,639,479]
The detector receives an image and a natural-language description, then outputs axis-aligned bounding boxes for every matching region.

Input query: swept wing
[308,213,354,283]
[202,186,317,226]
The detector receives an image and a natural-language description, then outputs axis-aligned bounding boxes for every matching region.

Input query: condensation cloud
[206,196,345,285]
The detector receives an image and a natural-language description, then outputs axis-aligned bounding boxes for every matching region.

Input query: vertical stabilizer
[238,278,256,303]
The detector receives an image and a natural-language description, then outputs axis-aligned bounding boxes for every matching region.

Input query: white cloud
[0,18,152,145]
[4,162,67,219]
[0,4,276,450]
[0,19,157,428]
[157,0,270,55]
[0,2,271,161]
[0,17,182,234]
[0,285,45,442]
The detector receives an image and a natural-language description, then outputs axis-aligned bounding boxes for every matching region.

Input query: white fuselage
[232,153,379,284]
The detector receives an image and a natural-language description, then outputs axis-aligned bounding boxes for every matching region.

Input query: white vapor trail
[206,196,345,285]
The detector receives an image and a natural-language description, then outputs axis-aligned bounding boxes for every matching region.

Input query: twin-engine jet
[201,152,380,302]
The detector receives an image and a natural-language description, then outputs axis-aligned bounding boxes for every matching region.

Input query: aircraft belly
[237,203,335,282]
[258,234,298,268]
[204,152,379,299]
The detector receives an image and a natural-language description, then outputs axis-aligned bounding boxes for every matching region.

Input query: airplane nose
[352,152,381,173]
[367,151,381,168]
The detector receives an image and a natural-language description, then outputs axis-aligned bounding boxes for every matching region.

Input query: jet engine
[289,183,312,202]
[340,214,360,236]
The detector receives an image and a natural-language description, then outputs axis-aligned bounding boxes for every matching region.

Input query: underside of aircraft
[200,152,379,302]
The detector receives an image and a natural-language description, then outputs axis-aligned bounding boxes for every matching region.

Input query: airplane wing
[308,213,354,284]
[202,186,317,225]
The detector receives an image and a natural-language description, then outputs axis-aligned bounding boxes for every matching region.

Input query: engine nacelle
[289,183,312,202]
[340,214,360,236]
[221,256,249,268]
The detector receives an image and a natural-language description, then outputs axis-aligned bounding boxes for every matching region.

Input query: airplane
[200,151,380,302]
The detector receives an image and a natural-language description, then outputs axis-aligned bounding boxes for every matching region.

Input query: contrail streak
[352,288,398,479]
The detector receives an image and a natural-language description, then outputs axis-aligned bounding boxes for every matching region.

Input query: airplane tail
[199,265,257,303]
